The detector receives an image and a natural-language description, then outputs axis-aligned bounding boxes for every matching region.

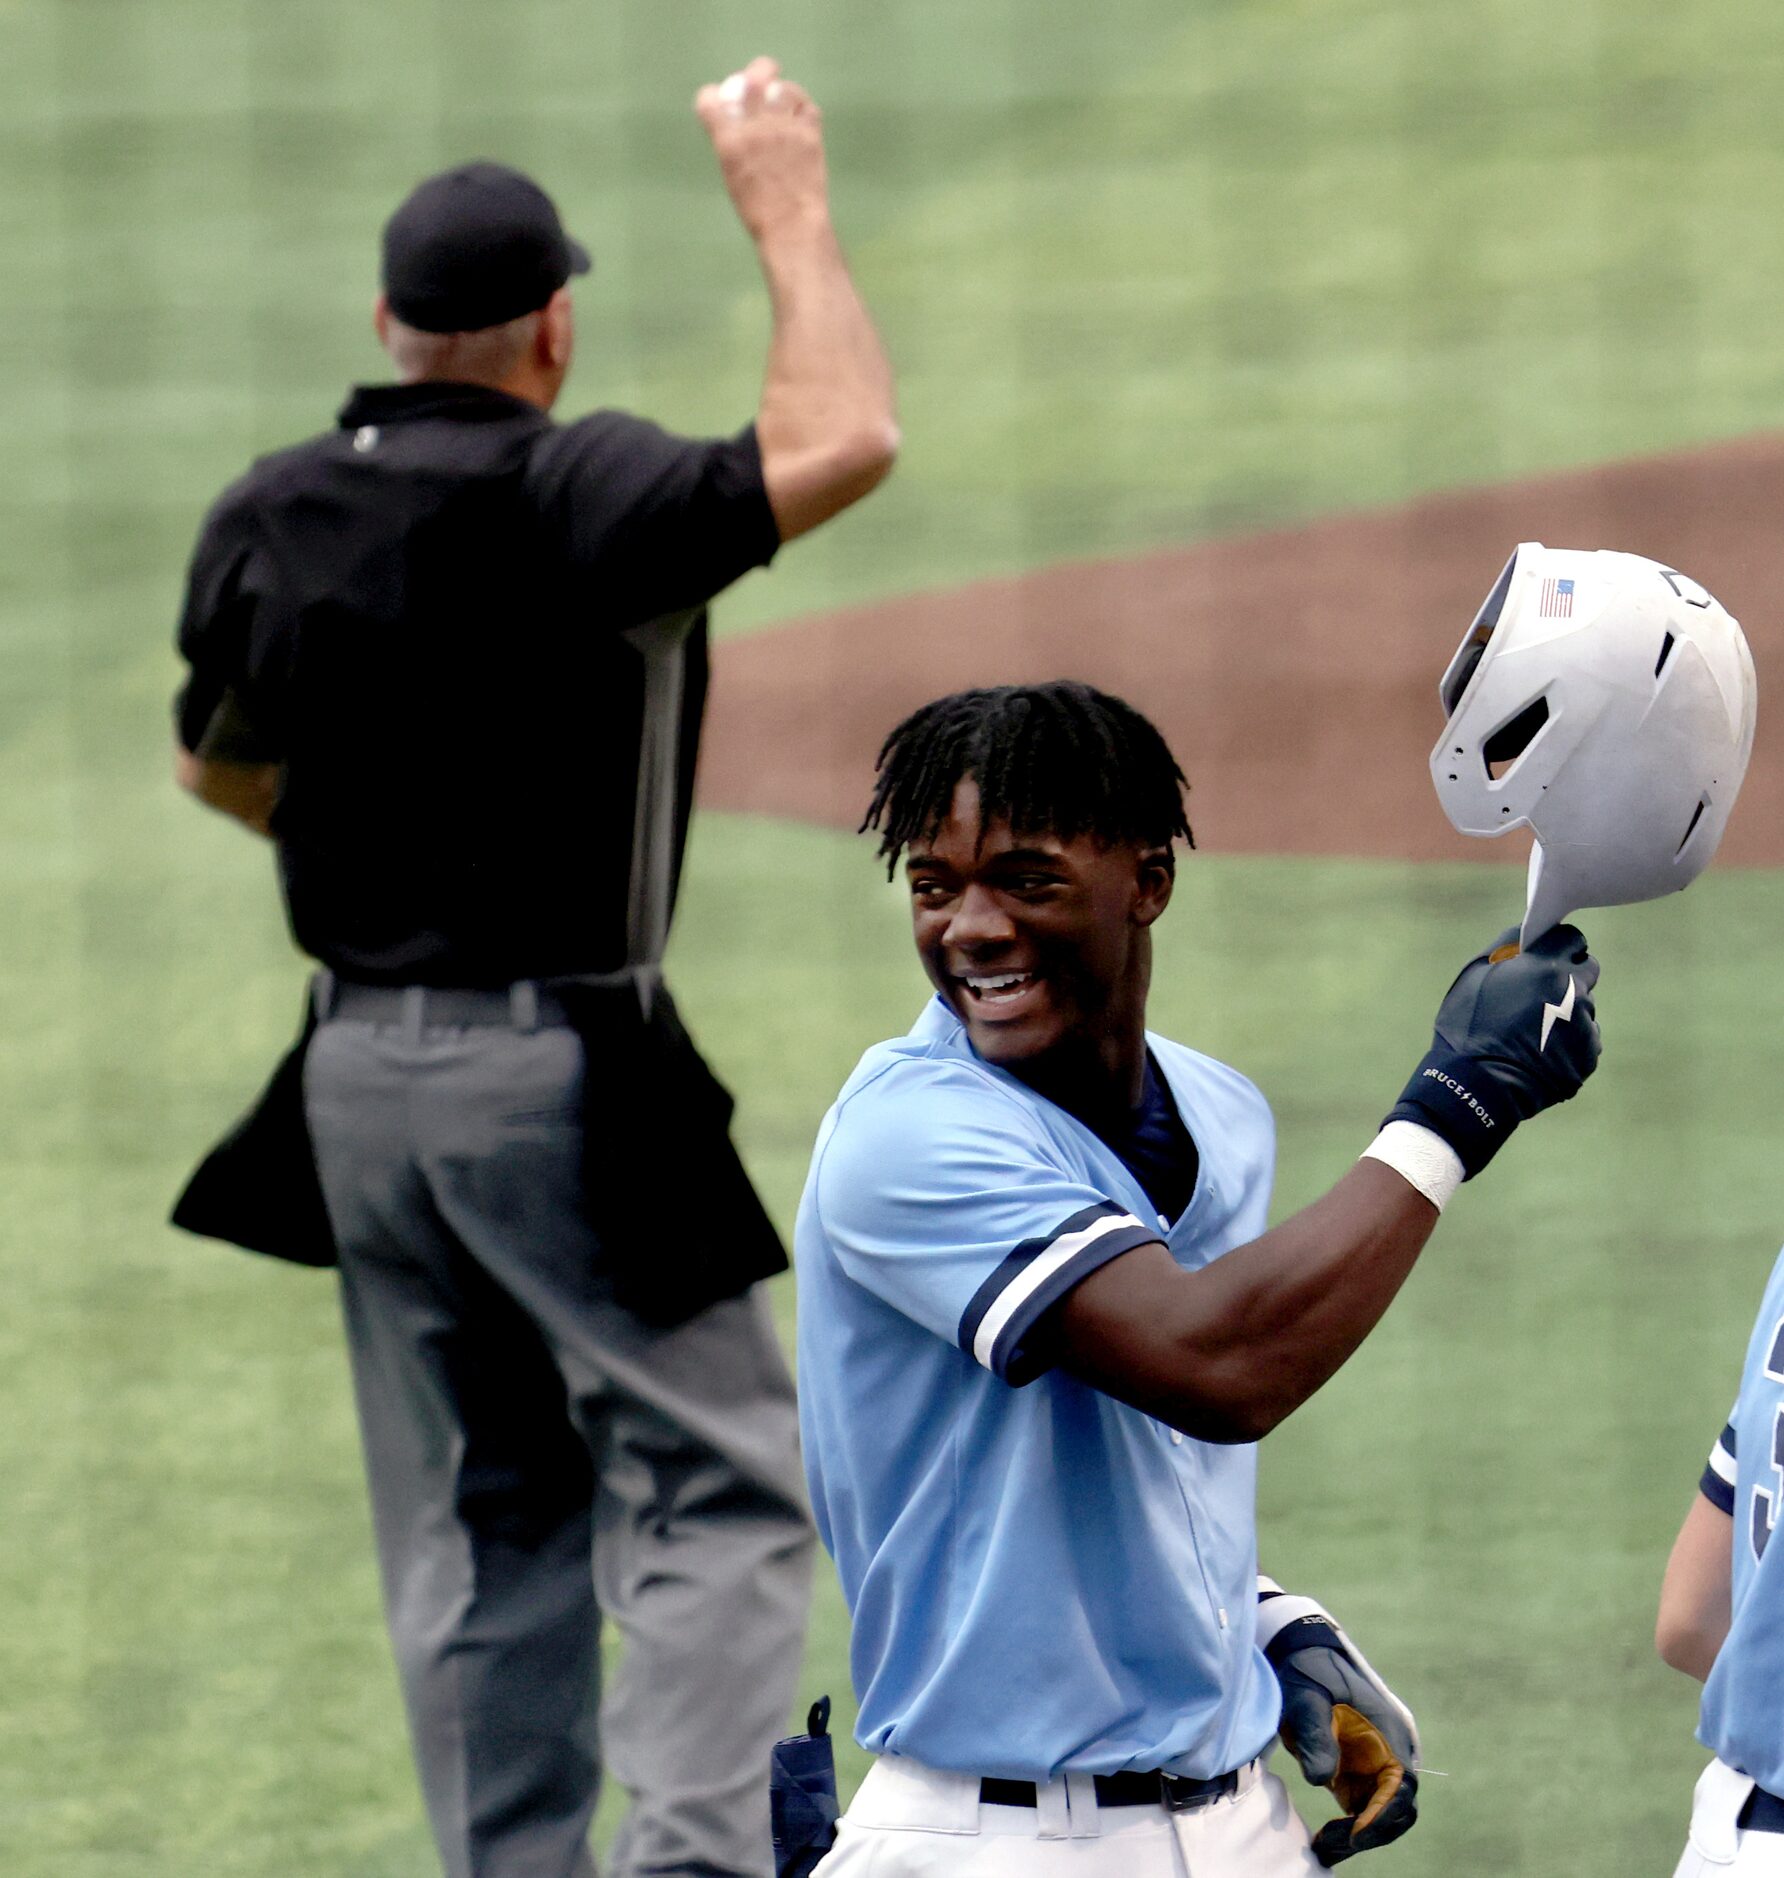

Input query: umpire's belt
[981,1766,1243,1813]
[321,978,579,1032]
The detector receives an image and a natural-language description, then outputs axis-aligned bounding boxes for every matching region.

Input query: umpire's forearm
[753,216,898,541]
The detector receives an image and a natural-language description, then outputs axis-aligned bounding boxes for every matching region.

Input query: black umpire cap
[381,161,591,334]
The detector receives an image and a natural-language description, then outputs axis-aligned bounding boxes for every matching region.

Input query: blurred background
[7,1,1784,1871]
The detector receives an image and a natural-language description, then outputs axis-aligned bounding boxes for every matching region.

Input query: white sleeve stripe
[1709,1441,1738,1486]
[984,1231,1160,1384]
[970,1211,1150,1372]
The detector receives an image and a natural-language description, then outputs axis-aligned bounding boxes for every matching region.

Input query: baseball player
[1658,1249,1784,1874]
[793,680,1602,1873]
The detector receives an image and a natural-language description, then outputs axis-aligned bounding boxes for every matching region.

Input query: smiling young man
[792,681,1604,1874]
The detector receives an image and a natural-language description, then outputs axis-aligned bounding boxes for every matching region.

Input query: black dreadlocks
[860,681,1194,878]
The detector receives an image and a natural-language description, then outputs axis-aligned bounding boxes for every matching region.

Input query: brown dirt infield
[700,435,1784,868]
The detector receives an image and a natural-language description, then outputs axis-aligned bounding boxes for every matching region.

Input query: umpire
[169,57,896,1878]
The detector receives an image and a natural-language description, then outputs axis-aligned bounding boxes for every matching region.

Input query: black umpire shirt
[175,381,780,986]
[171,382,789,1319]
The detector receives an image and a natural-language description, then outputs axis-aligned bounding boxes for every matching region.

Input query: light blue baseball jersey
[794,996,1283,1782]
[1697,1246,1784,1793]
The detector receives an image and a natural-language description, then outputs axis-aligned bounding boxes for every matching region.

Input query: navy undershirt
[1092,1052,1200,1228]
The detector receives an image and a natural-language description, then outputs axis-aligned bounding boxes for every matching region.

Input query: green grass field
[7,0,1784,1871]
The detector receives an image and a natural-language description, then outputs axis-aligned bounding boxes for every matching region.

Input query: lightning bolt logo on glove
[1382,925,1601,1181]
[1539,974,1577,1053]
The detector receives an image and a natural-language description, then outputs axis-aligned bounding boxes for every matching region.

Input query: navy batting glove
[1385,923,1601,1179]
[1258,1582,1419,1867]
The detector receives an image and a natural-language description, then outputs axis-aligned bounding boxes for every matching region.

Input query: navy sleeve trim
[955,1201,1161,1386]
[1701,1424,1738,1515]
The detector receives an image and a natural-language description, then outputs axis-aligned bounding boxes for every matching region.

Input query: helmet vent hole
[1482,695,1551,782]
[1655,631,1676,679]
[1676,794,1709,858]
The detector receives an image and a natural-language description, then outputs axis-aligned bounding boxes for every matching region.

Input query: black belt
[980,1767,1241,1813]
[1740,1785,1784,1834]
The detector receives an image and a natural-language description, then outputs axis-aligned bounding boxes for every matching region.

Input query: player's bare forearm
[754,218,898,540]
[1657,1494,1734,1681]
[1056,1160,1438,1443]
[173,744,280,838]
[1057,929,1603,1443]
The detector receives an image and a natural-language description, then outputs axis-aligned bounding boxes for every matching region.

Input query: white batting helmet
[1431,543,1757,942]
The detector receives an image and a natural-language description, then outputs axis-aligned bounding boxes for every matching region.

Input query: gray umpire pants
[302,986,816,1878]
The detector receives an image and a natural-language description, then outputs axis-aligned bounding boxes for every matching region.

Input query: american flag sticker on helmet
[1539,576,1575,618]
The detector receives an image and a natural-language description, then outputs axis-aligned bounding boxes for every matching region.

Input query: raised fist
[694,57,830,245]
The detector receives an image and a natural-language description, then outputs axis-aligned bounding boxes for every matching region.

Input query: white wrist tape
[1361,1120,1464,1214]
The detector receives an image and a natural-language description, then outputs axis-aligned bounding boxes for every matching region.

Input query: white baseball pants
[1674,1760,1784,1877]
[811,1754,1323,1877]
